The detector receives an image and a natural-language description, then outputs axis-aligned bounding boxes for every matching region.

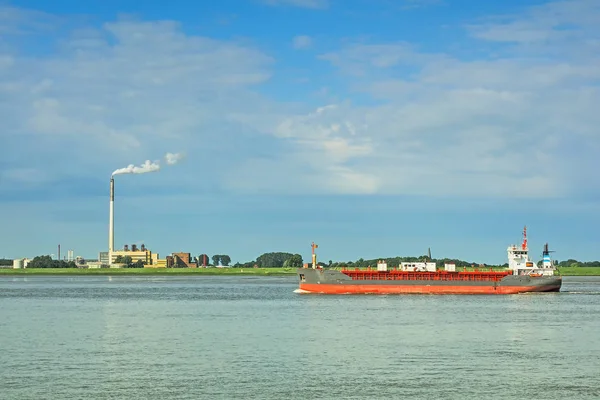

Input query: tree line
[557,259,600,268]
[18,255,78,269]
[113,255,145,268]
[4,254,600,269]
[194,252,303,268]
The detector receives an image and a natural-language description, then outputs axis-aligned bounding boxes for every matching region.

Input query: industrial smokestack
[109,178,114,265]
[107,152,183,266]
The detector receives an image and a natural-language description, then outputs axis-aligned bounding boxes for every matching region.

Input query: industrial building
[98,252,109,265]
[99,247,201,268]
[166,252,197,268]
[109,244,159,266]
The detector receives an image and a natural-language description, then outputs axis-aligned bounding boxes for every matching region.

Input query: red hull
[299,283,560,295]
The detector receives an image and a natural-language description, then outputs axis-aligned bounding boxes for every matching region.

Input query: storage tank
[13,259,24,269]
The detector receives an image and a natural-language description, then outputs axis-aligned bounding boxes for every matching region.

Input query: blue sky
[1,0,599,264]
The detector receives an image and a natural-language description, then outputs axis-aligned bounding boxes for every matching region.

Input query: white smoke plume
[165,152,185,165]
[111,160,161,176]
[111,152,183,177]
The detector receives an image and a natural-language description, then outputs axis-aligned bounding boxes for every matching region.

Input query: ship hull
[297,268,562,295]
[298,283,560,295]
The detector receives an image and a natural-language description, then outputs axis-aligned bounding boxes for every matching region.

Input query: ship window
[299,274,305,282]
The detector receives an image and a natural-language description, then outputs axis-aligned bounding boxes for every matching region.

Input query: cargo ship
[296,227,562,295]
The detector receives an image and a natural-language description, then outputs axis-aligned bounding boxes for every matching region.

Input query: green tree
[283,254,303,268]
[212,255,221,266]
[23,255,78,268]
[114,255,124,264]
[256,252,296,268]
[27,255,54,268]
[123,256,133,265]
[220,255,231,266]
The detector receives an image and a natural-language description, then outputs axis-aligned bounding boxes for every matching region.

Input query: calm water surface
[1,275,599,399]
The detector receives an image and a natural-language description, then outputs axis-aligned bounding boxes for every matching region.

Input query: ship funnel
[542,243,554,268]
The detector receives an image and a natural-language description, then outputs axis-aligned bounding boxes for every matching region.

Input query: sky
[1,0,599,265]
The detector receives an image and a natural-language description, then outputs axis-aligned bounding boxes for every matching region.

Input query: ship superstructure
[507,226,556,277]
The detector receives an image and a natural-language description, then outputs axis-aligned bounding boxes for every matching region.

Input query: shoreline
[0,267,297,276]
[0,267,598,276]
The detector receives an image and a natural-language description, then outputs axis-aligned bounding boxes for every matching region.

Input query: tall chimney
[109,177,114,265]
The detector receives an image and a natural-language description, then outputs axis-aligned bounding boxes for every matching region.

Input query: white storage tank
[13,259,24,269]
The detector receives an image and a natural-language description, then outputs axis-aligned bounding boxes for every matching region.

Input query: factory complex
[9,171,216,269]
[11,244,208,269]
[100,244,201,268]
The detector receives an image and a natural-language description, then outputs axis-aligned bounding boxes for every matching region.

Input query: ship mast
[507,226,531,275]
[311,242,318,269]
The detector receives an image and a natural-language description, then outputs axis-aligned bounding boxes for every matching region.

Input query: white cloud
[467,0,600,44]
[255,0,600,198]
[165,152,185,165]
[1,0,599,201]
[0,6,57,36]
[261,0,328,9]
[292,35,312,49]
[319,42,424,77]
[0,13,275,191]
[224,103,379,195]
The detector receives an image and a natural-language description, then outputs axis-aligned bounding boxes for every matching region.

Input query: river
[1,275,599,399]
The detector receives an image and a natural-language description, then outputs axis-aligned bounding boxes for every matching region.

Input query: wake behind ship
[296,227,562,295]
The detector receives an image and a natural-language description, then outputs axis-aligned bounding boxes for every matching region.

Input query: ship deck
[340,269,512,282]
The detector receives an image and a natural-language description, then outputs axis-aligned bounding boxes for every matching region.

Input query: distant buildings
[166,252,197,268]
[11,244,204,269]
[99,252,109,265]
[100,245,200,268]
[109,244,159,266]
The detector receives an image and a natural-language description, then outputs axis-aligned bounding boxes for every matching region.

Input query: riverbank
[0,267,297,276]
[1,267,598,276]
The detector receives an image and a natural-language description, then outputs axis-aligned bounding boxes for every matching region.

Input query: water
[1,275,599,400]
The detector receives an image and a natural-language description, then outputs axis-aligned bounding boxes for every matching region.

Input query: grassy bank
[554,267,600,276]
[0,267,297,276]
[1,267,598,276]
